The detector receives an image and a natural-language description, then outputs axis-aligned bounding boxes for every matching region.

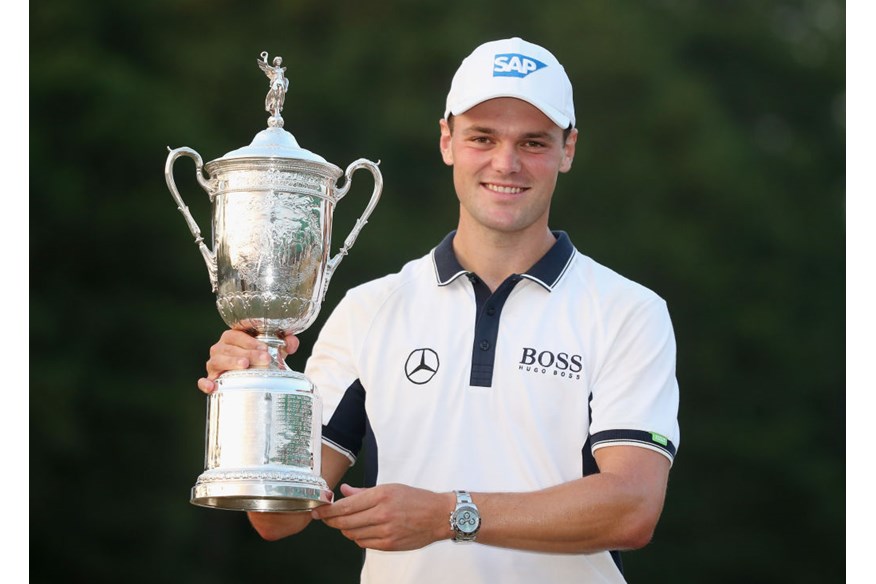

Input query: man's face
[439,97,577,237]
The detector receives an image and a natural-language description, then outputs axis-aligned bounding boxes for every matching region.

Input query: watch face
[455,505,480,534]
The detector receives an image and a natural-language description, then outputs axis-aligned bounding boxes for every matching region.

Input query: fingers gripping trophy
[164,52,382,512]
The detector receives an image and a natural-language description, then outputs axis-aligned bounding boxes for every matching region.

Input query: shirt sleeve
[304,291,367,464]
[588,295,680,464]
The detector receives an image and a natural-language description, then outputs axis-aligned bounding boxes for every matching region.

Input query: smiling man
[199,37,680,584]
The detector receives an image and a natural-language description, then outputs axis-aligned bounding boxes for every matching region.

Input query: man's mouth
[483,183,526,194]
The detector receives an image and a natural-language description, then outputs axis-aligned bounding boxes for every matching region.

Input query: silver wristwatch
[449,490,481,542]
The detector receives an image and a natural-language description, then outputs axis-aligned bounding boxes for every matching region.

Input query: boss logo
[493,53,547,78]
[519,347,582,379]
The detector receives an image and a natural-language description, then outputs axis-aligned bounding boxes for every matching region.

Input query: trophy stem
[254,335,289,371]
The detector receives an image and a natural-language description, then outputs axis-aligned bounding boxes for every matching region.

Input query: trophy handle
[322,158,383,299]
[164,146,219,292]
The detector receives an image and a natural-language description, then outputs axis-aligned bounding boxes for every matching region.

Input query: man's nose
[491,143,521,174]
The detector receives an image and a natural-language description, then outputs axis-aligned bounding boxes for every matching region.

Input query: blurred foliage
[30,0,844,582]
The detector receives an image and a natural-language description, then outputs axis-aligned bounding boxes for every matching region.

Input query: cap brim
[446,92,572,129]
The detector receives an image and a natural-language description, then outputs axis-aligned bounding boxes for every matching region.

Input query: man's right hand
[197,330,300,394]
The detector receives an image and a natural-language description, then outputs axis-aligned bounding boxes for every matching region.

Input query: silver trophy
[164,52,382,512]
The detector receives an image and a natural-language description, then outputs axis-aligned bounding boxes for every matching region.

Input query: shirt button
[486,307,496,316]
[479,340,490,351]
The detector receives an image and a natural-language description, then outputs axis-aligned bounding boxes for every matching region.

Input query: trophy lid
[214,51,329,165]
[218,127,329,164]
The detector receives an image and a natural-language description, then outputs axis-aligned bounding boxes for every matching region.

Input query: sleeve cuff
[591,429,677,464]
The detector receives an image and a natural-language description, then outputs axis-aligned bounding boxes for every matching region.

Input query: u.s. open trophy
[164,52,382,512]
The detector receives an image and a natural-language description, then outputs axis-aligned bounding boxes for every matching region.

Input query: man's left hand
[312,483,453,551]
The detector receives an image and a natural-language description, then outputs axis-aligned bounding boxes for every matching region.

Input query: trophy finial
[258,51,289,128]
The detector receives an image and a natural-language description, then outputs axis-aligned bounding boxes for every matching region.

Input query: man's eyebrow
[460,126,557,143]
[520,131,557,143]
[461,125,497,136]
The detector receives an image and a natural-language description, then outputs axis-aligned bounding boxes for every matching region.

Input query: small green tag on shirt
[651,433,668,446]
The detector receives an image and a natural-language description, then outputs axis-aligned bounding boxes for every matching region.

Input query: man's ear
[559,128,578,174]
[439,118,454,166]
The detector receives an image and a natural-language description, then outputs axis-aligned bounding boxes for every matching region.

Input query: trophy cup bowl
[164,53,382,512]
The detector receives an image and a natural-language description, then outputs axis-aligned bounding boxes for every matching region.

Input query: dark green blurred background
[30,0,845,582]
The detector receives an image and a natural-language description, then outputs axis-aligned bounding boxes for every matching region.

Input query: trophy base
[191,470,334,512]
[191,368,334,513]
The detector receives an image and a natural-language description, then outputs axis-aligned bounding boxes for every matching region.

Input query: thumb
[283,334,300,355]
[339,483,367,498]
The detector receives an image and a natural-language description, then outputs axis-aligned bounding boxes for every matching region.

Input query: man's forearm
[464,447,671,554]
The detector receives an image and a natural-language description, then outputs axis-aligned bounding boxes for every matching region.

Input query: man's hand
[248,447,354,542]
[248,511,313,542]
[312,483,454,551]
[196,330,300,393]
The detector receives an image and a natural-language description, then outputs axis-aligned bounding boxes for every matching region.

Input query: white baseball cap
[444,37,575,129]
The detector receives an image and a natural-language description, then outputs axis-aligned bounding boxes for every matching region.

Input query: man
[199,37,680,584]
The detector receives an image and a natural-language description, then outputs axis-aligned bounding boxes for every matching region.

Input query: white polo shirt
[305,231,680,584]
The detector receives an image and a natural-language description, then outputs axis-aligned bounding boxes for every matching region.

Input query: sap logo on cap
[493,53,547,78]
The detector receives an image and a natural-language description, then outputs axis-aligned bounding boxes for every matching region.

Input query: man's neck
[452,223,557,292]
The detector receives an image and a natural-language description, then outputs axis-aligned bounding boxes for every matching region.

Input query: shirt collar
[431,230,576,291]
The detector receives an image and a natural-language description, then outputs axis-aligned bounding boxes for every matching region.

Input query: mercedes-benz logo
[405,348,440,385]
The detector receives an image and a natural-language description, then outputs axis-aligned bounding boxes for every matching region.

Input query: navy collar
[431,230,576,291]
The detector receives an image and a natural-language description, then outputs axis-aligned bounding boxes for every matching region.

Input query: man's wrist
[438,491,457,541]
